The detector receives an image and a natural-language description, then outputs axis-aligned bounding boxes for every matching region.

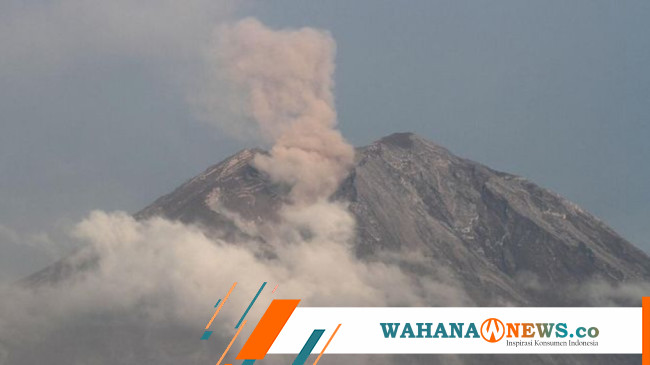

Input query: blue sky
[1,0,648,280]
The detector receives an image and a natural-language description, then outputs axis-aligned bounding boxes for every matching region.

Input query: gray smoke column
[216,18,354,203]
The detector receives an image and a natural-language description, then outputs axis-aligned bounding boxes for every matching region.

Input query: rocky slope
[136,132,650,307]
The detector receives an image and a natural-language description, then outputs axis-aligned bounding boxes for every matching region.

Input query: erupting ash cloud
[0,17,462,365]
[212,18,355,203]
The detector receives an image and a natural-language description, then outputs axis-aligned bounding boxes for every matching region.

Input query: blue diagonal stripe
[214,298,222,308]
[242,360,256,365]
[292,329,325,365]
[235,282,267,329]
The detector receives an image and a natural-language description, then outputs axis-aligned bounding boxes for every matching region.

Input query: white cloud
[0,210,461,363]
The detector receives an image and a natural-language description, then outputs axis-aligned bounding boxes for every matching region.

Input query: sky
[1,0,649,282]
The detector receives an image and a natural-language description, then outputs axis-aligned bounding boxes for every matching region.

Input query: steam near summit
[204,18,354,203]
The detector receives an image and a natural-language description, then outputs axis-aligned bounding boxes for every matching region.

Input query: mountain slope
[17,132,649,365]
[135,132,650,307]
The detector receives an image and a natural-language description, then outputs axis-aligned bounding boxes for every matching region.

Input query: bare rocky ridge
[136,132,650,308]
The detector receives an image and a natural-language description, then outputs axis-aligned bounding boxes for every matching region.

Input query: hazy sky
[1,0,649,281]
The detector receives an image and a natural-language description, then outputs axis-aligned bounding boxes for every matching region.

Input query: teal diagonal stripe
[235,282,266,329]
[200,330,213,340]
[292,329,325,365]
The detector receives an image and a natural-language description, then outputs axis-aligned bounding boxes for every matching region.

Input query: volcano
[22,132,648,365]
[134,132,650,306]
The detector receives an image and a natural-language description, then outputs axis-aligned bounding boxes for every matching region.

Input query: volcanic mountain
[21,132,648,365]
[133,132,649,307]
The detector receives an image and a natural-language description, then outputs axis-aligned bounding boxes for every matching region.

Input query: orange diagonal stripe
[313,324,341,365]
[235,299,300,360]
[216,320,246,365]
[206,282,237,330]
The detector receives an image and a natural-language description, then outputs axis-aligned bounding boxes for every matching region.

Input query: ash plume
[210,18,355,203]
[0,18,451,365]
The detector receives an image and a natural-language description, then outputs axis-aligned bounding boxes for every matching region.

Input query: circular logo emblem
[480,318,506,343]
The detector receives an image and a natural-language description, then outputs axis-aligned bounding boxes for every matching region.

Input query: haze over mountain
[5,132,648,365]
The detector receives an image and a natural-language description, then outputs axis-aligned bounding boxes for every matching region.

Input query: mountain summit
[136,132,649,306]
[18,132,648,365]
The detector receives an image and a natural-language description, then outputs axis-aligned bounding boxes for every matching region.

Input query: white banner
[269,307,642,354]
